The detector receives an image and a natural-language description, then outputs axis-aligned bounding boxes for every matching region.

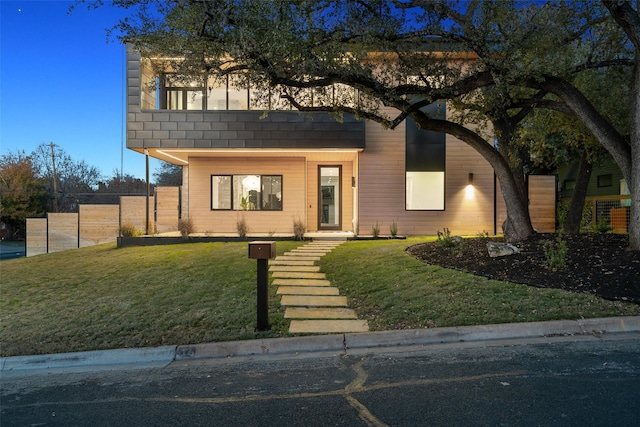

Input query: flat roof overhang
[130,147,363,164]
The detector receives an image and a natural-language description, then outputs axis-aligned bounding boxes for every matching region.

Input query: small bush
[389,219,398,237]
[371,221,380,238]
[178,217,194,238]
[293,217,306,240]
[592,217,611,234]
[476,230,491,239]
[543,234,568,270]
[120,221,141,237]
[436,227,455,247]
[237,215,249,238]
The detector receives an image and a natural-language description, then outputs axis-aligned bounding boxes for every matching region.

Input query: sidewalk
[2,316,639,375]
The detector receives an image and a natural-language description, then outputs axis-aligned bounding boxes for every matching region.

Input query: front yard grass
[1,238,638,357]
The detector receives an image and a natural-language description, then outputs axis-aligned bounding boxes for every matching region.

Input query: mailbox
[248,241,277,260]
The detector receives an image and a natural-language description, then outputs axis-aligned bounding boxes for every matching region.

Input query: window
[597,174,612,188]
[211,175,282,210]
[146,65,357,111]
[160,74,206,110]
[405,101,446,210]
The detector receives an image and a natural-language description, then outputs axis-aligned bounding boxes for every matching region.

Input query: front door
[318,166,341,230]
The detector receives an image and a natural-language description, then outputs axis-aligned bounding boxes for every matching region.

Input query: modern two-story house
[125,46,531,237]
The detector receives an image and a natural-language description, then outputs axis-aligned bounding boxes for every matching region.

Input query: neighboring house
[556,155,630,232]
[126,46,551,237]
[557,154,628,200]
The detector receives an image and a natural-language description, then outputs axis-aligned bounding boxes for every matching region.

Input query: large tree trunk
[417,116,535,242]
[564,151,593,234]
[496,167,535,242]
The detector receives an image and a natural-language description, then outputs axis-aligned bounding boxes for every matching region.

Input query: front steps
[269,241,369,334]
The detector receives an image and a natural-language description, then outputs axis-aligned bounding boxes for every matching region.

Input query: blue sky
[1,0,160,180]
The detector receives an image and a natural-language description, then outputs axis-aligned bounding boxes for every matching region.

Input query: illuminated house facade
[126,46,503,237]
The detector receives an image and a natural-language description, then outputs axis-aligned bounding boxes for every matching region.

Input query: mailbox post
[248,241,276,331]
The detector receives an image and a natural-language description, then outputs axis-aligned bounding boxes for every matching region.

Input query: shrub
[120,221,141,237]
[543,234,568,270]
[178,217,194,238]
[389,219,398,237]
[293,217,306,240]
[371,221,380,238]
[436,227,455,247]
[476,230,491,239]
[236,215,249,238]
[592,217,612,234]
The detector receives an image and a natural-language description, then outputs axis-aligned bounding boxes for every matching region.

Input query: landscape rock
[486,242,520,258]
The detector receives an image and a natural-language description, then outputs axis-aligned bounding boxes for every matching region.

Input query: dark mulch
[406,233,640,305]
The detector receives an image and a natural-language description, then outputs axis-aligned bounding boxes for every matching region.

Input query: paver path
[269,241,369,334]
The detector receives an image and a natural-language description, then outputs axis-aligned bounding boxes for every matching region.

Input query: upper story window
[140,60,358,111]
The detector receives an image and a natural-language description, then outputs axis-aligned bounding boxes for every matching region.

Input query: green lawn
[1,238,638,357]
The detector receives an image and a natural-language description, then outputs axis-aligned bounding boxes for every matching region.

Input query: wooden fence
[26,187,180,256]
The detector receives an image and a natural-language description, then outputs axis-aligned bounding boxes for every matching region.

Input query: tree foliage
[97,171,149,194]
[31,143,103,212]
[0,151,48,239]
[153,161,182,186]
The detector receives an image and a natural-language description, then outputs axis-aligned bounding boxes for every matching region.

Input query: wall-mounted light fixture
[352,177,356,188]
[465,173,475,200]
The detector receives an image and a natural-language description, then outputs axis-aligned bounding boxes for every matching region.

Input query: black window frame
[211,174,283,211]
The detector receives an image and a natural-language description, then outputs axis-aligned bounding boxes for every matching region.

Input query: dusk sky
[1,0,161,180]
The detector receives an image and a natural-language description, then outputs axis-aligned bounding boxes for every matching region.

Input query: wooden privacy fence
[26,187,180,257]
[496,175,557,234]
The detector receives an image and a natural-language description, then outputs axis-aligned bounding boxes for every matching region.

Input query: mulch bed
[406,233,640,305]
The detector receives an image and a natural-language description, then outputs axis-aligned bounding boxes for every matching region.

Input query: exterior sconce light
[352,177,356,188]
[465,173,475,200]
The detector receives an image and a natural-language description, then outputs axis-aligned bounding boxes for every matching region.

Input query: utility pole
[50,142,59,212]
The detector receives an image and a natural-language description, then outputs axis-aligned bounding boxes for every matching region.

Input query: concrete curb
[1,346,177,373]
[2,317,638,373]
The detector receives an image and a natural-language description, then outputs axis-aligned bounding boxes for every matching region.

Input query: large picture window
[211,175,282,210]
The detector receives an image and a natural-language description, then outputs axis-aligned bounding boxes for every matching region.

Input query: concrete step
[287,249,331,257]
[284,307,358,319]
[276,286,340,295]
[274,256,321,262]
[272,279,331,287]
[272,272,326,279]
[289,319,369,333]
[269,265,321,273]
[281,252,325,258]
[280,295,347,307]
[269,259,316,266]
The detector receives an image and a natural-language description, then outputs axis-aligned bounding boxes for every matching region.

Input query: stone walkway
[269,241,369,334]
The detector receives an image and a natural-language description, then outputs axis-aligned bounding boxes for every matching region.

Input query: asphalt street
[2,330,639,426]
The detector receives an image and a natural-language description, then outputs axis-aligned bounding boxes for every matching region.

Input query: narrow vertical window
[405,101,446,210]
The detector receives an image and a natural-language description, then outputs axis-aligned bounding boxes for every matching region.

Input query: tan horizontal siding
[188,157,306,234]
[358,121,496,236]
